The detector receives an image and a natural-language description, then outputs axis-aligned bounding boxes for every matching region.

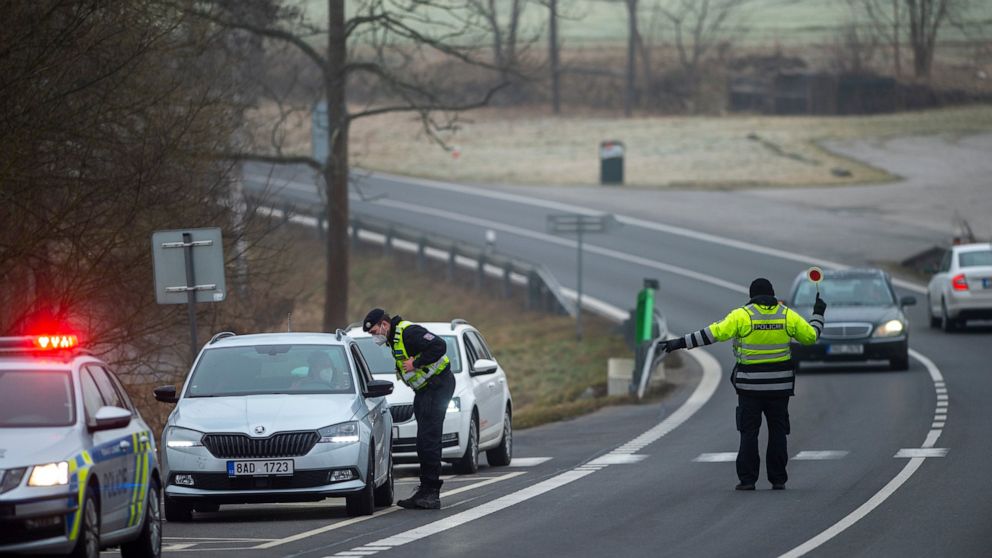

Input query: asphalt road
[151,160,991,558]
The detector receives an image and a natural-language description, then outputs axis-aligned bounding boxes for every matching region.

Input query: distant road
[186,160,992,558]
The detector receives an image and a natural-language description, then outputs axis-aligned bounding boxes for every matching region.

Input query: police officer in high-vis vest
[661,278,826,490]
[363,308,455,509]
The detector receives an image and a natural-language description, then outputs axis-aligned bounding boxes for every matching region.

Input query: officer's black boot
[397,486,440,510]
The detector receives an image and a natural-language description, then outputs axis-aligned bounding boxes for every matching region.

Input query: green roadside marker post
[632,278,659,394]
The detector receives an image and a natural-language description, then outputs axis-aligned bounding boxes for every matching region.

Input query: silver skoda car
[154,331,394,521]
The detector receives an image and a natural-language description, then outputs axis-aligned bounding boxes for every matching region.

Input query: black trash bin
[599,140,624,185]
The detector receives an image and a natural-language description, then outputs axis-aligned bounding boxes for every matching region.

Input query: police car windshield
[793,276,896,307]
[355,336,462,374]
[0,370,75,427]
[187,345,356,397]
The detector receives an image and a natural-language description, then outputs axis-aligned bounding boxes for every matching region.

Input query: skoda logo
[253,425,266,435]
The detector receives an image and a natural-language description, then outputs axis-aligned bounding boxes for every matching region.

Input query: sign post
[546,214,613,340]
[152,228,226,363]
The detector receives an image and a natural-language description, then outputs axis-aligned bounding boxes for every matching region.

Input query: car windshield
[959,250,992,268]
[355,335,462,374]
[793,276,895,307]
[186,345,355,397]
[0,370,74,427]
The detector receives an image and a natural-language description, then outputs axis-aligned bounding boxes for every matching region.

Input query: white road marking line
[587,454,648,466]
[694,452,738,462]
[334,552,378,556]
[931,422,945,428]
[163,537,275,541]
[895,448,949,458]
[780,349,946,558]
[508,457,552,467]
[251,473,523,549]
[793,451,850,460]
[328,349,720,555]
[162,544,197,551]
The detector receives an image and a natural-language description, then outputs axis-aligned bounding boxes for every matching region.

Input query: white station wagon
[349,319,513,474]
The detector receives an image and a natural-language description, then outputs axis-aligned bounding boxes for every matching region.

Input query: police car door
[82,365,136,533]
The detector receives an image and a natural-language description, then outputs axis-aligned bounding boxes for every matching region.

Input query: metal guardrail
[633,311,670,399]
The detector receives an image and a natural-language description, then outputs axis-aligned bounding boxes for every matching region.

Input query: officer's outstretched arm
[664,309,743,351]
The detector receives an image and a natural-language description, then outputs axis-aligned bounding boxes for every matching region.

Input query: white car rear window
[959,250,992,268]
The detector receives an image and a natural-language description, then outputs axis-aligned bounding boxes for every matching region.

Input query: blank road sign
[151,228,226,305]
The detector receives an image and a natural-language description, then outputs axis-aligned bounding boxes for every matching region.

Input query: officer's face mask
[372,334,387,346]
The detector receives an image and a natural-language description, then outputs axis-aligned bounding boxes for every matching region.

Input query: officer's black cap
[363,308,386,332]
[749,278,775,298]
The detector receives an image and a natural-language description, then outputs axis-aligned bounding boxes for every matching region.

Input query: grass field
[345,104,992,188]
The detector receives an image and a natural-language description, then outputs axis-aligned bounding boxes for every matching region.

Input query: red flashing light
[33,335,78,350]
[951,274,969,292]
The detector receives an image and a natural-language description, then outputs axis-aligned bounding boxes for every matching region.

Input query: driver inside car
[292,350,351,390]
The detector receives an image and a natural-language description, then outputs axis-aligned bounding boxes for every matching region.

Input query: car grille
[390,404,415,423]
[176,469,337,491]
[820,322,873,339]
[202,431,319,459]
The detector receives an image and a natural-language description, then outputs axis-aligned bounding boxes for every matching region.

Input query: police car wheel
[70,490,100,558]
[486,408,513,467]
[121,478,162,558]
[164,495,193,522]
[453,415,479,474]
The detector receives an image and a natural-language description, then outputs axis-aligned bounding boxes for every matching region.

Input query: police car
[0,335,161,557]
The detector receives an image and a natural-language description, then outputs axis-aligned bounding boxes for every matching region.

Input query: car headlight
[318,421,360,444]
[165,426,204,449]
[447,397,461,413]
[1,468,27,493]
[27,462,69,487]
[873,319,906,337]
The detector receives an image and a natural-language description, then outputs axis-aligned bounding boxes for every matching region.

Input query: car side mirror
[91,406,132,432]
[900,296,917,307]
[470,358,498,376]
[364,379,394,398]
[153,385,178,404]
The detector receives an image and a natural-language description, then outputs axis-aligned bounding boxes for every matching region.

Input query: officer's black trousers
[736,394,790,486]
[412,367,455,490]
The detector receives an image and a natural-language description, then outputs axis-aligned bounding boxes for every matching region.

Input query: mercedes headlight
[27,462,69,487]
[873,319,906,337]
[447,397,461,413]
[165,426,204,449]
[318,421,360,444]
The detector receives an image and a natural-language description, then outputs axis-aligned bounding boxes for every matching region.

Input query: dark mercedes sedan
[788,268,915,371]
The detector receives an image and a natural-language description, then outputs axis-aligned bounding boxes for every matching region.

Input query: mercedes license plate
[227,459,294,477]
[827,344,864,355]
[983,277,991,289]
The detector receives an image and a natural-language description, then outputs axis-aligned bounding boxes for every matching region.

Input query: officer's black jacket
[387,315,448,369]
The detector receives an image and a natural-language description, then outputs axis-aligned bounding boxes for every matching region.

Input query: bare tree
[180,0,507,331]
[653,0,753,112]
[471,0,527,72]
[625,0,639,117]
[549,0,562,113]
[905,0,954,79]
[848,0,906,76]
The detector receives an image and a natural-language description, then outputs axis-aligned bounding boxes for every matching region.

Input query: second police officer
[363,307,455,509]
[661,277,826,491]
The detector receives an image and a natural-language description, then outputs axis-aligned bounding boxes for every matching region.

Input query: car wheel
[485,407,513,467]
[453,415,479,474]
[164,495,192,523]
[373,453,394,507]
[121,478,162,558]
[940,300,958,333]
[346,445,376,516]
[928,295,940,329]
[70,488,100,558]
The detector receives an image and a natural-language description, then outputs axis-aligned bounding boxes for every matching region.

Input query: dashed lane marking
[793,451,850,461]
[508,457,552,467]
[694,452,738,463]
[895,448,949,458]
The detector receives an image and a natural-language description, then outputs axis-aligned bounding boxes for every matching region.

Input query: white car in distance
[926,242,992,331]
[349,319,512,474]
